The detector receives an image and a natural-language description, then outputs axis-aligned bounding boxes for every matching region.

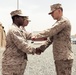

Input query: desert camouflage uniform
[20,26,32,40]
[36,17,74,75]
[2,23,36,75]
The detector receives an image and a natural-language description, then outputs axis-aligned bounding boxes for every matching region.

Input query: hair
[59,7,63,12]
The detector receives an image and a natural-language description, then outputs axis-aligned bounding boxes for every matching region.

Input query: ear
[58,9,61,13]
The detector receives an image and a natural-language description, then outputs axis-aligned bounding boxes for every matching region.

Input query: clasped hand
[35,47,44,55]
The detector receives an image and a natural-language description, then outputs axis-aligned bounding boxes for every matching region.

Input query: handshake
[35,47,44,55]
[31,35,46,55]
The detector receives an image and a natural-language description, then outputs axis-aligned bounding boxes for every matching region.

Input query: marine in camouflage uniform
[2,10,36,75]
[35,3,74,75]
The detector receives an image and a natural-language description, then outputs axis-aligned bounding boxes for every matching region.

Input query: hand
[31,35,37,41]
[36,47,42,55]
[36,47,43,55]
[32,36,47,41]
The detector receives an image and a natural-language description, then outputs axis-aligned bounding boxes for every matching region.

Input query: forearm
[38,37,53,52]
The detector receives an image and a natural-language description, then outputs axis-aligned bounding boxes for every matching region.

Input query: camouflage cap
[10,10,28,17]
[48,3,62,14]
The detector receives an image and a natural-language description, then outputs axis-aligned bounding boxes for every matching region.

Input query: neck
[57,14,63,21]
[14,22,20,27]
[57,17,62,21]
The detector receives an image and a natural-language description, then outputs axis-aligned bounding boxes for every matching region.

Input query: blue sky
[0,0,76,35]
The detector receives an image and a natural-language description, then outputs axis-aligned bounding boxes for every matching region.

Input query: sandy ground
[0,44,76,75]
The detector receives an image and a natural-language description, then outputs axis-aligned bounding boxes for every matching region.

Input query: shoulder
[61,17,71,24]
[56,17,71,26]
[7,25,21,35]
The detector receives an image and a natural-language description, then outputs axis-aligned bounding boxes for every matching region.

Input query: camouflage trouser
[2,60,27,75]
[55,59,73,75]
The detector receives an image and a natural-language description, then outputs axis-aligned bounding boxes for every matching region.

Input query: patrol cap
[10,10,28,17]
[48,3,62,14]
